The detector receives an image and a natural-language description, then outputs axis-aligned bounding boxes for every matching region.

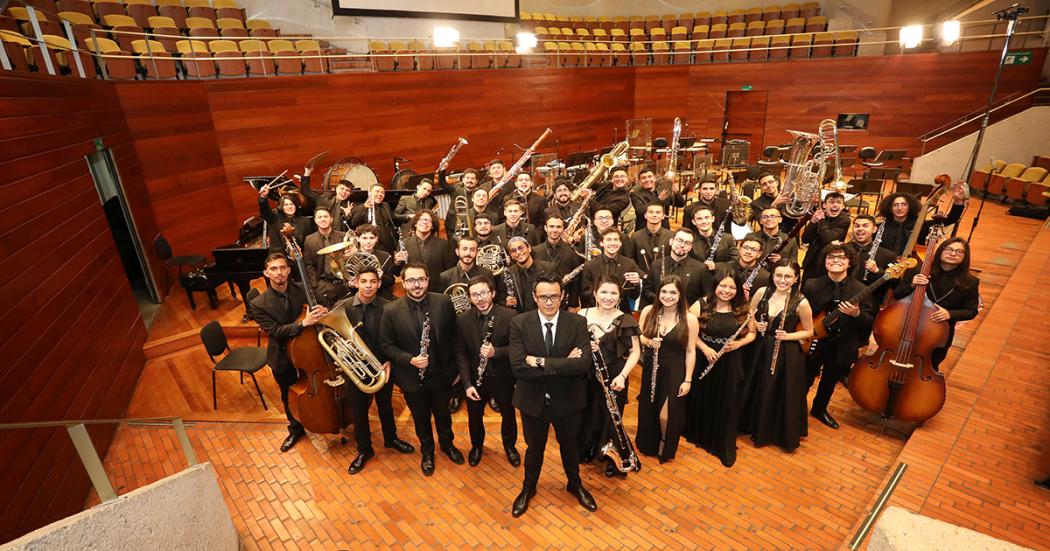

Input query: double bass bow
[847,225,949,422]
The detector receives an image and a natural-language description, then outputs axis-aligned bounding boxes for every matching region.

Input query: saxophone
[727,170,751,226]
[474,313,496,390]
[588,323,641,473]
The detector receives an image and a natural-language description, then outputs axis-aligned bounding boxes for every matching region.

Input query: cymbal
[317,241,354,255]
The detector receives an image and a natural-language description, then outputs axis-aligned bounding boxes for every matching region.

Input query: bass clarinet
[589,324,641,473]
[474,313,496,390]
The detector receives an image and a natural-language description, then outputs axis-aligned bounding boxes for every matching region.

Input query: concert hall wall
[0,75,152,542]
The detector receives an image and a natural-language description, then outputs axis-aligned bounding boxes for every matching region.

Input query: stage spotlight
[434,26,460,48]
[899,25,923,49]
[516,32,537,51]
[941,20,961,46]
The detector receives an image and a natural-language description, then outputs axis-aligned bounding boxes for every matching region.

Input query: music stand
[565,150,595,168]
[845,178,884,214]
[838,145,858,154]
[403,173,434,191]
[873,149,908,164]
[894,181,934,197]
[866,167,901,182]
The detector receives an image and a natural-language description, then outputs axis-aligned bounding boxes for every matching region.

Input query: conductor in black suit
[508,272,597,517]
[379,262,465,476]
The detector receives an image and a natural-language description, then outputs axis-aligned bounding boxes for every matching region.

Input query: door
[723,90,768,164]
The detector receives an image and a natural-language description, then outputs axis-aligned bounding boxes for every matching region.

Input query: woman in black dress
[258,185,312,253]
[747,260,813,452]
[686,268,755,467]
[579,276,642,478]
[636,275,699,463]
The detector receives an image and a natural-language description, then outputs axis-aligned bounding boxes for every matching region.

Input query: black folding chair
[200,320,268,410]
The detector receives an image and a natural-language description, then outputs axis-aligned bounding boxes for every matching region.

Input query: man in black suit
[355,224,397,300]
[746,207,800,265]
[343,267,415,474]
[300,165,354,232]
[350,184,397,252]
[505,237,558,313]
[250,253,328,452]
[643,229,709,308]
[379,263,465,476]
[301,206,350,307]
[509,272,597,517]
[394,209,455,293]
[579,228,642,311]
[455,276,520,467]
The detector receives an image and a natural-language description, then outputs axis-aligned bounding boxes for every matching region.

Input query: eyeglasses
[826,254,848,262]
[595,215,613,220]
[760,214,781,220]
[741,245,762,252]
[404,277,428,285]
[469,291,492,299]
[943,247,966,256]
[535,294,560,303]
[509,245,529,253]
[672,237,693,245]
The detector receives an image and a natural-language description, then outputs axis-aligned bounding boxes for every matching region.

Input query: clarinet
[742,236,781,298]
[417,311,431,387]
[705,214,729,263]
[862,221,887,281]
[499,243,519,308]
[589,327,641,473]
[696,313,751,382]
[395,226,407,255]
[474,313,496,390]
[768,296,791,376]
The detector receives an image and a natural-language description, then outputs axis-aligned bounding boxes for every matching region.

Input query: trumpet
[572,141,629,201]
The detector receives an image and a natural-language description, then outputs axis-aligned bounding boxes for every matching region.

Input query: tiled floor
[95,203,1049,549]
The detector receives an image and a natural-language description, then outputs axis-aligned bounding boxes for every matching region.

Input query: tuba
[316,299,388,394]
[777,130,824,218]
[444,283,471,314]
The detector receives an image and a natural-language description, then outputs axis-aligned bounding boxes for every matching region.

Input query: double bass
[847,224,949,422]
[280,226,348,435]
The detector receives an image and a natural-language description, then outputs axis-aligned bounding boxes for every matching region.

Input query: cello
[280,226,348,435]
[847,224,949,422]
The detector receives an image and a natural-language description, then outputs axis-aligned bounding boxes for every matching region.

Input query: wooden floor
[97,201,1049,549]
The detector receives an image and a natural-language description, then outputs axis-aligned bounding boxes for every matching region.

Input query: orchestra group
[247,147,980,517]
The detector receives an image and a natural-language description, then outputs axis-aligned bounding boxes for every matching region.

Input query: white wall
[0,464,238,551]
[870,507,1032,551]
[911,106,1050,183]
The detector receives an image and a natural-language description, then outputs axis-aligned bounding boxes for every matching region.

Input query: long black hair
[699,267,749,333]
[931,237,976,290]
[878,192,921,221]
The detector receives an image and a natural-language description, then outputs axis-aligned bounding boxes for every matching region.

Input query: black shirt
[346,295,389,362]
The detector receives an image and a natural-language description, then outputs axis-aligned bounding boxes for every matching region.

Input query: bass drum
[391,168,417,190]
[324,158,379,191]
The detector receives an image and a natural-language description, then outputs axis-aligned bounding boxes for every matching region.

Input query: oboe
[474,313,496,390]
[862,221,887,281]
[418,311,431,387]
[588,324,640,473]
[696,313,751,382]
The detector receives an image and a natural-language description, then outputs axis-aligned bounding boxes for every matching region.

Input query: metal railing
[918,87,1050,153]
[0,417,198,503]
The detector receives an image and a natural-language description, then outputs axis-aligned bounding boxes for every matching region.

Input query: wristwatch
[535,357,545,368]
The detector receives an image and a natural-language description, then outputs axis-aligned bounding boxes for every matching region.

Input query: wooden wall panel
[199,68,636,221]
[0,75,151,543]
[115,82,239,256]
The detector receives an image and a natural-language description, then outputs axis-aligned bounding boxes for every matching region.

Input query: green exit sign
[741,84,753,91]
[1004,51,1032,65]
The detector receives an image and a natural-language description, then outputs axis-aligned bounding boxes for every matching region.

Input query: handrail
[0,416,192,429]
[919,87,1049,144]
[848,463,908,550]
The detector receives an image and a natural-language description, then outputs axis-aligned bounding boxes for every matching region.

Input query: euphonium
[777,130,823,218]
[572,141,629,201]
[316,300,388,393]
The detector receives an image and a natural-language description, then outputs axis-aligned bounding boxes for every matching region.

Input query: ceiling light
[899,25,923,49]
[433,26,460,48]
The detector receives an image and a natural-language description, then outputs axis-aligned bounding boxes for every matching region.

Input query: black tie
[544,322,554,355]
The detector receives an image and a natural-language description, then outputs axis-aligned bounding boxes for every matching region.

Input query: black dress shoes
[604,462,627,478]
[468,447,483,467]
[421,454,435,476]
[489,397,501,413]
[580,445,596,464]
[512,487,536,517]
[567,485,598,512]
[504,446,521,467]
[384,438,415,454]
[280,431,305,452]
[448,395,462,414]
[812,410,840,430]
[442,445,465,464]
[347,450,374,475]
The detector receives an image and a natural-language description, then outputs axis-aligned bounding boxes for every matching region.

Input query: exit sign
[1004,51,1032,65]
[741,84,753,91]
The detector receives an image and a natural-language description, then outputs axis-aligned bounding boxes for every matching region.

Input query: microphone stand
[963,3,1027,241]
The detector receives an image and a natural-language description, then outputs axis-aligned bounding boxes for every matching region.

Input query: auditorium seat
[214,0,245,23]
[91,0,125,21]
[82,36,137,79]
[785,17,805,34]
[176,38,216,78]
[597,16,612,31]
[569,41,586,66]
[1005,167,1048,202]
[609,28,626,42]
[435,45,457,70]
[692,24,709,40]
[781,3,801,20]
[383,40,407,71]
[712,38,731,63]
[730,37,750,62]
[209,38,246,77]
[709,23,727,39]
[695,38,714,63]
[217,18,246,38]
[464,41,486,69]
[769,34,790,59]
[677,14,693,33]
[575,27,591,40]
[650,27,667,44]
[591,28,607,42]
[102,14,142,52]
[811,32,833,57]
[124,0,158,28]
[671,39,690,64]
[790,32,812,58]
[651,41,669,65]
[8,7,63,37]
[969,160,1006,192]
[765,18,785,35]
[628,15,644,30]
[727,9,745,24]
[800,2,821,18]
[805,15,827,33]
[629,27,644,42]
[557,41,574,67]
[57,0,93,19]
[745,7,763,22]
[628,41,647,65]
[763,6,781,21]
[583,16,597,30]
[669,25,687,41]
[833,31,858,57]
[533,26,548,39]
[711,10,728,26]
[57,11,101,43]
[409,40,431,70]
[750,35,770,61]
[727,22,746,38]
[584,41,602,66]
[986,163,1025,196]
[1025,173,1050,206]
[184,0,216,24]
[559,27,574,39]
[296,38,326,74]
[236,38,272,76]
[146,15,180,52]
[694,11,711,27]
[186,16,218,38]
[499,40,521,68]
[640,15,656,32]
[368,40,392,71]
[156,0,188,30]
[43,34,96,77]
[0,30,33,72]
[133,38,178,78]
[746,20,765,36]
[610,41,628,66]
[660,14,676,34]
